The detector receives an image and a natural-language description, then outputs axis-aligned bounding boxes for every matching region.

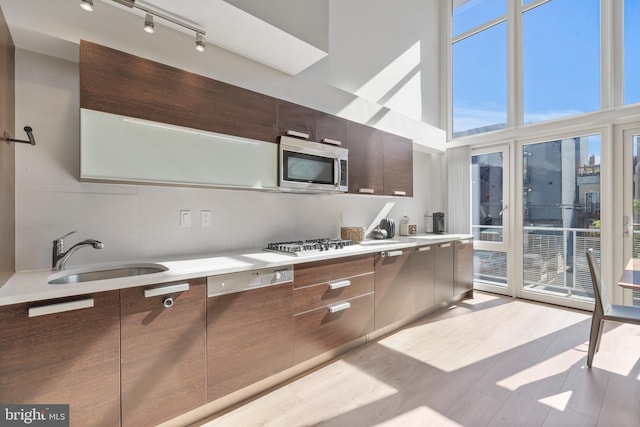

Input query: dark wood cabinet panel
[207,283,293,401]
[316,112,346,145]
[294,293,374,364]
[120,279,207,427]
[374,249,414,329]
[277,100,316,141]
[294,254,374,289]
[454,239,474,296]
[345,121,384,195]
[0,292,121,427]
[80,41,278,143]
[411,245,436,312]
[382,131,413,197]
[434,242,455,304]
[294,272,374,314]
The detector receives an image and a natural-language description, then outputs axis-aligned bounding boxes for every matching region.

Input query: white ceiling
[0,0,328,75]
[0,0,447,152]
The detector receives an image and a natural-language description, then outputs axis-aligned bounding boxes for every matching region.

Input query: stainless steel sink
[48,263,168,285]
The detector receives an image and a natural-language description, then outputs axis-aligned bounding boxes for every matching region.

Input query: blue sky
[452,0,638,134]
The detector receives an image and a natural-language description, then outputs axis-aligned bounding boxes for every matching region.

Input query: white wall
[14,50,442,271]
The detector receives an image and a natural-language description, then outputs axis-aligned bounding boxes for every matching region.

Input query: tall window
[624,0,640,105]
[450,0,630,139]
[523,0,600,123]
[452,0,507,138]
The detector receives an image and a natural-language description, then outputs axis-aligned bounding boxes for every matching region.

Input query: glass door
[622,126,640,306]
[472,145,510,294]
[520,134,600,307]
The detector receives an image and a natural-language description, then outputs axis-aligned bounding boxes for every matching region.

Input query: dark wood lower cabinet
[374,249,413,329]
[411,245,436,312]
[454,239,474,296]
[0,291,121,427]
[434,242,455,303]
[294,293,374,364]
[293,255,375,364]
[120,279,207,427]
[207,283,293,401]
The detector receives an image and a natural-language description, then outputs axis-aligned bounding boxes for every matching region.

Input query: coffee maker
[433,212,445,234]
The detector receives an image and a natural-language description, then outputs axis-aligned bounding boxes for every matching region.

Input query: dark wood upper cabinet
[345,120,384,195]
[316,111,346,146]
[80,41,278,143]
[277,100,316,141]
[382,131,413,197]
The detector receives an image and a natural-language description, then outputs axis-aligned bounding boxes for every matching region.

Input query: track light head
[144,13,155,33]
[80,0,94,12]
[195,32,206,52]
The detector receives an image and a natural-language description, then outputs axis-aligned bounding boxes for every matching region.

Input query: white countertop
[0,234,471,306]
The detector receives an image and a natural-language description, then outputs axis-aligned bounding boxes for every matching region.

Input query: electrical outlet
[201,210,212,227]
[341,211,348,224]
[180,210,191,227]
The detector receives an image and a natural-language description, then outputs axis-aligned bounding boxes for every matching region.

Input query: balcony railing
[472,225,600,300]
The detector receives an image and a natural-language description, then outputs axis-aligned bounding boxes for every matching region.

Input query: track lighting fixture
[80,0,94,12]
[144,12,155,33]
[106,0,206,51]
[195,32,206,52]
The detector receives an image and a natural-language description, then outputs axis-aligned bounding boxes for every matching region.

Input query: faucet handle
[53,229,77,243]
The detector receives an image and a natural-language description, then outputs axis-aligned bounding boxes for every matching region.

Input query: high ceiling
[0,0,328,75]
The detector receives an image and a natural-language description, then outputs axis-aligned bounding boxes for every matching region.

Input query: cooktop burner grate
[264,238,355,256]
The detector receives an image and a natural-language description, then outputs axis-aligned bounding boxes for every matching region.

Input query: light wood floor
[195,292,640,427]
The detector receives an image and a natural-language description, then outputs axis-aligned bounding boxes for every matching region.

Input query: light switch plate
[180,210,191,227]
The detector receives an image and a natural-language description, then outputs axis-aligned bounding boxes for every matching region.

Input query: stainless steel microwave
[279,136,348,193]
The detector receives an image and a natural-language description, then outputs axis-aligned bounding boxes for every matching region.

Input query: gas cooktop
[264,238,355,256]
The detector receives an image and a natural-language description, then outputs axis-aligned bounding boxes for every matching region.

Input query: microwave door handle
[334,156,340,188]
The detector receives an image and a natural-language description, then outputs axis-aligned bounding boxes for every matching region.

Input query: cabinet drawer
[294,272,374,314]
[294,254,374,289]
[293,293,374,364]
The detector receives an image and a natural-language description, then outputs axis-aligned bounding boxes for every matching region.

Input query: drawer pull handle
[28,298,94,317]
[322,138,342,146]
[286,130,310,139]
[381,250,403,258]
[393,190,406,196]
[329,280,351,290]
[418,246,431,252]
[439,243,452,248]
[328,301,351,313]
[144,283,190,298]
[458,239,472,245]
[358,188,375,194]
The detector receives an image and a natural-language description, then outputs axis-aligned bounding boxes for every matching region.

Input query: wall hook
[2,126,36,145]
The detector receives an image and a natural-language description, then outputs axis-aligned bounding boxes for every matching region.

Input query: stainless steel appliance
[207,265,294,296]
[264,238,354,256]
[433,212,446,234]
[279,136,348,193]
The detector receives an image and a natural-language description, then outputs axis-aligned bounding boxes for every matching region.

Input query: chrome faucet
[52,230,104,271]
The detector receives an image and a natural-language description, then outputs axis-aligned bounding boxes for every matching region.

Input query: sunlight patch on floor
[378,296,589,373]
[538,390,573,411]
[373,406,460,427]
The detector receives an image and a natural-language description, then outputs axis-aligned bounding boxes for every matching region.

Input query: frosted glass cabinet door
[80,108,278,189]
